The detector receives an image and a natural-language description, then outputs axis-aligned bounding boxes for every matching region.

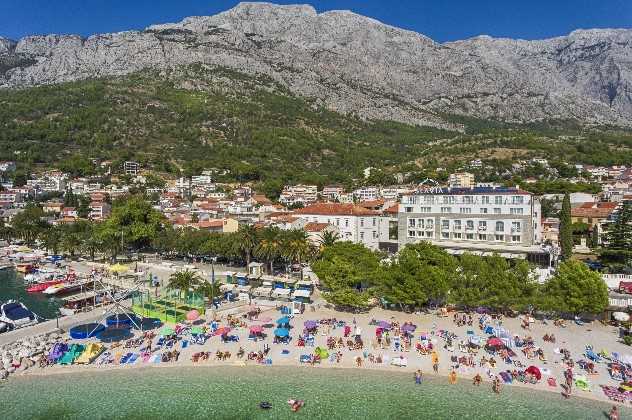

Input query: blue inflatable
[69,323,105,339]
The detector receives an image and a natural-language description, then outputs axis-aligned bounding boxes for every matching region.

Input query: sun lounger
[126,353,139,364]
[120,352,133,364]
[499,371,512,383]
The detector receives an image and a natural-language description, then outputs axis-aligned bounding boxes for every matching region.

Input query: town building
[294,203,381,249]
[89,202,112,221]
[570,202,618,229]
[196,218,239,233]
[352,186,380,202]
[448,172,475,188]
[26,171,68,192]
[321,185,345,201]
[303,222,340,247]
[279,185,318,207]
[398,185,548,264]
[123,161,140,176]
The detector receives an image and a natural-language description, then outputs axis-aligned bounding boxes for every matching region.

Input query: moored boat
[0,300,39,329]
[27,279,64,293]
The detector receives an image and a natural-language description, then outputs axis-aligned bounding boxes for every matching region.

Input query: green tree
[42,225,63,255]
[541,260,608,314]
[167,269,202,297]
[77,195,91,219]
[255,227,281,274]
[559,193,573,259]
[101,195,165,251]
[281,229,312,278]
[11,203,49,245]
[601,202,632,268]
[236,224,258,267]
[318,230,340,250]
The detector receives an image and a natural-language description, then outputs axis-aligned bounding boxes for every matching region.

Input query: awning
[292,289,311,298]
[272,288,291,296]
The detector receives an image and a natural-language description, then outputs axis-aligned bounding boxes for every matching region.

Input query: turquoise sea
[1,366,627,419]
[0,269,62,320]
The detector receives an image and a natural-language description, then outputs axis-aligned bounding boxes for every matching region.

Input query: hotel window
[454,220,462,230]
[495,196,503,204]
[453,232,462,239]
[463,196,473,204]
[495,221,504,232]
[408,218,416,227]
[408,230,416,237]
[417,219,425,228]
[372,231,378,239]
[443,196,455,204]
[493,208,501,214]
[405,207,413,213]
[423,196,434,204]
[372,218,376,226]
[466,220,474,230]
[441,207,452,214]
[418,231,425,237]
[512,196,524,205]
[510,208,524,215]
[478,234,487,241]
[336,219,339,226]
[426,219,434,229]
[409,196,418,204]
[478,221,487,231]
[495,234,504,241]
[511,222,521,232]
[360,232,364,239]
[360,218,364,227]
[460,208,472,214]
[441,220,450,230]
[482,196,490,204]
[345,219,349,227]
[480,208,488,214]
[426,231,434,238]
[441,232,450,239]
[466,233,474,240]
[420,207,431,213]
[512,235,521,242]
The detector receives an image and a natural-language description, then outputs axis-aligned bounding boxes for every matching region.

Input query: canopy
[274,328,289,337]
[377,321,391,329]
[160,326,175,336]
[613,312,630,322]
[250,325,263,334]
[304,320,318,329]
[108,263,129,274]
[277,316,290,325]
[487,337,504,347]
[401,324,417,333]
[525,365,542,380]
[186,309,200,321]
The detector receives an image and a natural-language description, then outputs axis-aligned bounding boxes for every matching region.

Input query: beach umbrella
[160,326,175,336]
[613,312,630,322]
[274,328,289,337]
[304,320,318,329]
[109,263,129,274]
[401,324,416,333]
[525,366,542,380]
[377,321,391,329]
[190,326,205,335]
[486,337,504,347]
[250,325,263,334]
[214,327,231,336]
[186,309,200,321]
[277,316,290,325]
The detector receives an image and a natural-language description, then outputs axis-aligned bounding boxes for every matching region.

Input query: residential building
[570,202,618,228]
[0,189,24,207]
[123,161,140,176]
[89,202,112,221]
[541,217,560,245]
[321,185,345,201]
[304,222,340,247]
[398,185,548,264]
[448,172,475,188]
[352,186,380,202]
[196,218,239,233]
[469,159,483,169]
[26,171,68,192]
[378,203,399,254]
[294,203,381,249]
[279,185,318,207]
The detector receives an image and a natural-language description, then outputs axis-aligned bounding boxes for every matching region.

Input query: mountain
[0,2,631,128]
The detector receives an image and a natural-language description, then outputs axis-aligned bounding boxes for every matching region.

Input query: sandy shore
[9,304,632,407]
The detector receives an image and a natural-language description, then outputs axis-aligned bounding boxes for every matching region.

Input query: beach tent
[574,375,590,391]
[274,328,290,337]
[525,366,542,380]
[377,321,391,329]
[190,326,205,335]
[250,325,263,334]
[484,326,495,335]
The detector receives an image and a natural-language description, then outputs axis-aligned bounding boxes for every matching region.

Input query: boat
[15,263,35,274]
[0,300,39,329]
[0,264,13,271]
[27,279,64,293]
[43,278,93,296]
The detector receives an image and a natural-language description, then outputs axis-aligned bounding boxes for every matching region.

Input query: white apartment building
[398,185,547,263]
[295,203,381,250]
[26,172,68,192]
[321,185,345,201]
[123,161,140,176]
[279,185,318,206]
[353,186,380,201]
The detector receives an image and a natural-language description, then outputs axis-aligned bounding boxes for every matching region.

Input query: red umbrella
[486,337,504,347]
[250,325,263,334]
[525,365,542,380]
[214,327,231,336]
[186,309,200,321]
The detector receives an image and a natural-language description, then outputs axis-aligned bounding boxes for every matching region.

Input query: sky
[1,0,631,42]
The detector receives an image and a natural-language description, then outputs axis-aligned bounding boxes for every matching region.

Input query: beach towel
[499,371,512,383]
[120,353,133,364]
[126,353,139,364]
[547,378,557,387]
[142,353,151,363]
[181,340,189,349]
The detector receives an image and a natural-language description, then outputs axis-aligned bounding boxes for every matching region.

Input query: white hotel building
[398,185,549,264]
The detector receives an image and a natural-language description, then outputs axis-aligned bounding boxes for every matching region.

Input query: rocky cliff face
[1,2,631,127]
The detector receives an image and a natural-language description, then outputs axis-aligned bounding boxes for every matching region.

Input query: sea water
[0,269,63,320]
[1,366,626,419]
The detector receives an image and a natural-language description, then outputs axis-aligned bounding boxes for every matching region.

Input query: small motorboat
[0,300,39,329]
[27,279,63,293]
[0,264,13,271]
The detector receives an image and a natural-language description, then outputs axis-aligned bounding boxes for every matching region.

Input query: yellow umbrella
[109,263,129,274]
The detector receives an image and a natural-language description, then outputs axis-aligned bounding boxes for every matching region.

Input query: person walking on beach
[431,351,439,374]
[415,369,423,384]
[492,376,501,394]
[609,405,619,420]
[448,369,457,384]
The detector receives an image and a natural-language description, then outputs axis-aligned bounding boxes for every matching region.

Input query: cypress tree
[559,193,573,259]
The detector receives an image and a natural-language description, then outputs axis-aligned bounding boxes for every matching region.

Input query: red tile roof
[384,204,399,214]
[197,220,224,228]
[571,202,616,219]
[304,222,331,232]
[294,203,379,216]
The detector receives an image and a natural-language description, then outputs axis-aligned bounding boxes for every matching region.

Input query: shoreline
[7,358,621,407]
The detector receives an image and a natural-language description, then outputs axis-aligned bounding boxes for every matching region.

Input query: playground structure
[132,289,205,324]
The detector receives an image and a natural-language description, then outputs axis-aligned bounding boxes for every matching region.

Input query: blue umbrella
[276,316,290,325]
[274,328,289,337]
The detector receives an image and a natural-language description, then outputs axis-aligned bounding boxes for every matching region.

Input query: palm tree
[255,227,281,274]
[196,281,222,306]
[281,230,313,280]
[236,224,259,267]
[319,230,340,250]
[168,270,202,297]
[42,226,63,255]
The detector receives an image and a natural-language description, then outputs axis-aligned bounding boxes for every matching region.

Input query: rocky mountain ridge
[1,2,631,128]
